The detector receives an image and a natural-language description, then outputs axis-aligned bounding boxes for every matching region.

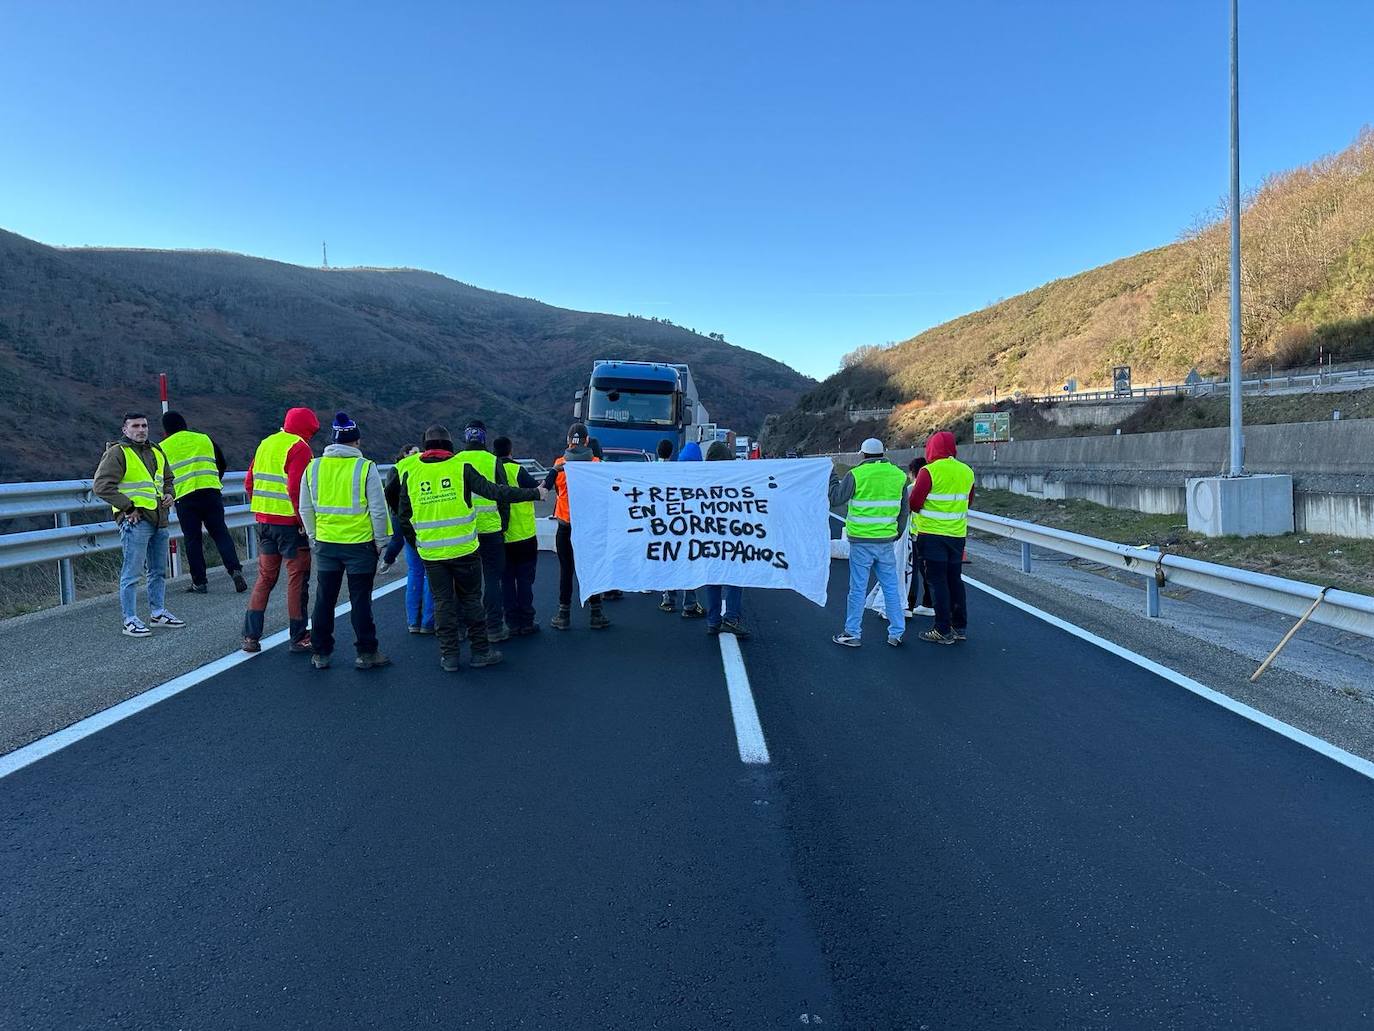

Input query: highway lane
[3,553,1374,1028]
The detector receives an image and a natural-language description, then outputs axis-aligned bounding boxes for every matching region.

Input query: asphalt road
[3,554,1373,1029]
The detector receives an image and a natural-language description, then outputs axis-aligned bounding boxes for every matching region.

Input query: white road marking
[719,634,770,764]
[965,575,1374,784]
[0,579,408,781]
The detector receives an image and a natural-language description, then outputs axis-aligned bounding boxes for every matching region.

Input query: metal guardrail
[1025,366,1374,406]
[968,511,1374,639]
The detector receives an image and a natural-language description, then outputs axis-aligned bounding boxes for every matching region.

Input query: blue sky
[1,1,1371,380]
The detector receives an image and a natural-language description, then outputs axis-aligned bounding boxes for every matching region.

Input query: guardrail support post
[55,513,76,605]
[244,524,257,560]
[1019,541,1032,573]
[1145,575,1161,618]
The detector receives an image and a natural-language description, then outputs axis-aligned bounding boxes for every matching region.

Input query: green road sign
[973,412,1010,443]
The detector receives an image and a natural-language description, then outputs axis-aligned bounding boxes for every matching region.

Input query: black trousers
[916,533,967,635]
[502,537,538,630]
[311,541,378,656]
[425,553,490,658]
[555,522,600,607]
[175,489,242,585]
[477,532,506,633]
[907,541,933,610]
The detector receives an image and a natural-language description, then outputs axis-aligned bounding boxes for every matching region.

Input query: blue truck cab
[573,360,706,457]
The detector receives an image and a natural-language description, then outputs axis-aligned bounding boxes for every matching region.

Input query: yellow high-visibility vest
[502,462,536,544]
[845,460,907,539]
[160,430,222,499]
[306,455,379,544]
[405,456,480,560]
[915,458,975,537]
[455,449,501,535]
[113,446,166,515]
[249,430,305,518]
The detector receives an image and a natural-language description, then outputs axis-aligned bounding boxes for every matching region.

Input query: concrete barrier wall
[955,420,1374,538]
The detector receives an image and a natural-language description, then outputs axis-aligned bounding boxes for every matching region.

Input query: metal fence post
[1146,575,1161,618]
[55,513,76,605]
[244,523,257,560]
[1020,541,1032,573]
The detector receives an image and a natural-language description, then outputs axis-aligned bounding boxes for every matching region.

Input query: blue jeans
[403,539,435,629]
[845,539,905,640]
[704,585,742,628]
[118,518,168,622]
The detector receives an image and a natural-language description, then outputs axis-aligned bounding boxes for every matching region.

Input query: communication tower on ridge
[322,241,329,269]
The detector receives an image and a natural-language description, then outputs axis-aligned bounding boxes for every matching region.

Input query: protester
[93,412,185,637]
[910,430,976,644]
[396,425,545,671]
[586,437,623,599]
[659,440,706,617]
[543,423,610,630]
[298,413,391,670]
[493,435,542,635]
[458,420,511,640]
[243,407,319,653]
[830,438,909,648]
[905,456,934,617]
[655,439,674,461]
[382,445,434,634]
[159,411,246,594]
[702,441,751,638]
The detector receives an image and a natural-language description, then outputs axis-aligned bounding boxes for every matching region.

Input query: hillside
[766,129,1374,454]
[0,231,812,480]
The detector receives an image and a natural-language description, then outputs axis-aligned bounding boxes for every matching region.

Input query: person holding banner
[702,441,751,638]
[659,440,707,618]
[542,423,610,632]
[830,438,909,648]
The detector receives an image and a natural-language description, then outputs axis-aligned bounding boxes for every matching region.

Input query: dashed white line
[965,575,1374,784]
[0,579,408,781]
[718,633,770,764]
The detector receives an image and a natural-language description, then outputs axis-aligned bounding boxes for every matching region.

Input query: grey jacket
[298,444,390,544]
[828,457,911,543]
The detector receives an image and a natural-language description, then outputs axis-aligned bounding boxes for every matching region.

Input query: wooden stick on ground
[1250,587,1331,683]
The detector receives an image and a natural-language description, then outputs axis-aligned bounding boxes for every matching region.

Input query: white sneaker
[149,611,186,628]
[123,619,152,638]
[913,605,935,617]
[888,635,903,647]
[832,633,861,648]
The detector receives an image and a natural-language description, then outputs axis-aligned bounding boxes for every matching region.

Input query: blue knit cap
[463,420,487,445]
[332,411,360,444]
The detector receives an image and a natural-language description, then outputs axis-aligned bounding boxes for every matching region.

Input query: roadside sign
[1112,365,1133,397]
[973,411,1010,443]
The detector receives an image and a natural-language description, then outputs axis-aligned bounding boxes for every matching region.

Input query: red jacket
[245,407,319,526]
[909,430,975,514]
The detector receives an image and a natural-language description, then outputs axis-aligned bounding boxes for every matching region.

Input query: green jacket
[93,436,175,527]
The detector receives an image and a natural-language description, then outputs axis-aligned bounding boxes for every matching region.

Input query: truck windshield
[588,384,676,426]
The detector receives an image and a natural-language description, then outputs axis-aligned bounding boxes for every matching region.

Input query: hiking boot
[289,635,312,654]
[589,606,611,630]
[659,594,676,613]
[241,636,261,653]
[952,628,968,642]
[123,619,152,638]
[311,653,332,670]
[469,649,504,669]
[681,603,706,619]
[230,570,248,593]
[721,617,751,640]
[185,582,208,595]
[550,605,571,630]
[514,623,540,636]
[148,611,186,628]
[488,624,510,643]
[918,629,956,646]
[832,633,861,648]
[706,622,721,636]
[355,651,392,670]
[440,654,460,673]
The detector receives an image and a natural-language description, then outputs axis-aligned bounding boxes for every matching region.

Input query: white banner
[564,459,833,606]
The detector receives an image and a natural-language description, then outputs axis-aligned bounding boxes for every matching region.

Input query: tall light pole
[1228,0,1244,476]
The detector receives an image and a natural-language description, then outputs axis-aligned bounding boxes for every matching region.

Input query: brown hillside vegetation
[0,231,813,481]
[767,129,1374,453]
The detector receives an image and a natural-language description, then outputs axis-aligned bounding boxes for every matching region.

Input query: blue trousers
[403,539,435,629]
[845,539,905,640]
[704,585,742,628]
[118,518,168,623]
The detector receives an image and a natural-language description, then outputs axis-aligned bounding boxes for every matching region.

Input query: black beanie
[161,411,188,435]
